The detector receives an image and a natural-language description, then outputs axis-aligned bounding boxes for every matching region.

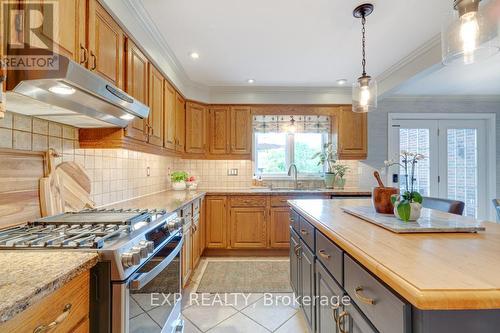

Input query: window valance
[253,115,331,133]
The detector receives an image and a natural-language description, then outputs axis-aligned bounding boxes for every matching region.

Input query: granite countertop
[105,190,206,212]
[288,198,500,310]
[0,251,98,323]
[203,187,372,196]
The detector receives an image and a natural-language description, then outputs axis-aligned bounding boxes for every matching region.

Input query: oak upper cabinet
[185,102,207,154]
[163,81,176,150]
[208,106,230,155]
[205,196,227,248]
[229,207,267,248]
[26,0,86,63]
[270,207,291,248]
[337,108,367,160]
[124,38,148,142]
[147,65,164,146]
[88,0,124,88]
[175,93,186,152]
[230,106,252,155]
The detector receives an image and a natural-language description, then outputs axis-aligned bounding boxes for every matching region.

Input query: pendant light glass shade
[442,0,499,65]
[352,75,377,113]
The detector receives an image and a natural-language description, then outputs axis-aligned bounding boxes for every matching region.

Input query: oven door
[115,234,184,333]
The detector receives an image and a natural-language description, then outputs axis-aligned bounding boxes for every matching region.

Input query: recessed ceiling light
[337,79,348,85]
[189,52,200,59]
[247,79,255,84]
[48,84,76,95]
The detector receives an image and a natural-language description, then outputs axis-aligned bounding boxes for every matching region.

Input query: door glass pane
[294,133,324,174]
[399,129,430,196]
[255,133,287,174]
[447,129,478,217]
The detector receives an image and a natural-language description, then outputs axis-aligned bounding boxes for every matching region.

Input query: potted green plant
[171,171,188,191]
[333,164,350,190]
[312,143,337,189]
[385,151,426,221]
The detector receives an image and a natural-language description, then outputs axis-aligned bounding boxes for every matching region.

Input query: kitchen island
[288,198,500,333]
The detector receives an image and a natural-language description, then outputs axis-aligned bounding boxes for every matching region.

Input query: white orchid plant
[384,151,426,221]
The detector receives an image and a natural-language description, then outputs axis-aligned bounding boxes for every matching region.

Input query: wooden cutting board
[39,149,63,217]
[54,161,95,213]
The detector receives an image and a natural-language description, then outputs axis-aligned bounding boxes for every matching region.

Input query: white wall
[359,97,500,197]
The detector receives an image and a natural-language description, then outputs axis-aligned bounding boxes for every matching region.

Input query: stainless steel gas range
[0,208,185,333]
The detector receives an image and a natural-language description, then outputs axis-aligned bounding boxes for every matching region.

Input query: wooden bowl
[372,187,399,214]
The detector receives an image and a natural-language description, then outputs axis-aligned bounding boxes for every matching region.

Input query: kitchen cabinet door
[124,38,148,142]
[182,220,193,287]
[147,65,164,146]
[163,81,176,150]
[25,0,86,64]
[175,93,185,152]
[209,106,230,155]
[316,261,343,333]
[338,108,367,160]
[230,106,252,155]
[229,207,267,248]
[301,239,315,330]
[270,207,291,248]
[339,303,377,333]
[88,0,124,88]
[185,102,207,154]
[205,196,227,248]
[290,229,300,295]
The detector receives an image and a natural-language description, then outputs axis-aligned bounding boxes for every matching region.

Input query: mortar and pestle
[372,171,399,214]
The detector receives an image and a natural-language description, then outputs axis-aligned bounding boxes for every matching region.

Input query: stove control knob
[139,240,155,253]
[166,217,185,232]
[122,251,141,268]
[132,245,148,259]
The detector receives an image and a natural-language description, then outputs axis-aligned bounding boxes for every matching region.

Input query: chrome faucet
[288,163,299,189]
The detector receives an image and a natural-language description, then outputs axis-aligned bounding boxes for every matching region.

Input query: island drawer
[315,230,343,285]
[344,255,411,333]
[230,196,267,207]
[290,209,300,233]
[299,216,315,251]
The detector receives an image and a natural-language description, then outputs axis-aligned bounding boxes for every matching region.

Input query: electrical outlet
[147,166,151,177]
[227,168,238,176]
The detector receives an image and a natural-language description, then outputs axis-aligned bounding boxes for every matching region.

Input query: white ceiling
[140,0,451,87]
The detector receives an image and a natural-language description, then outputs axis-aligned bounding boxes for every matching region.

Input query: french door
[388,118,490,219]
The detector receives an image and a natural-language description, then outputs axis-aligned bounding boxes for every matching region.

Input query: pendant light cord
[361,14,367,77]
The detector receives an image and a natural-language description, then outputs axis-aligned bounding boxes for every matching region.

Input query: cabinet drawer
[344,255,410,333]
[290,209,300,233]
[0,271,90,333]
[299,216,315,251]
[271,196,293,207]
[230,196,267,207]
[316,230,343,285]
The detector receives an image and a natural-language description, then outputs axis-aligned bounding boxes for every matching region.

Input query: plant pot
[172,181,186,191]
[324,173,335,189]
[187,182,198,190]
[335,177,346,190]
[393,200,422,222]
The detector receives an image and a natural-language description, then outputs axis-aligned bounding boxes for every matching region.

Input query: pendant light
[442,0,499,65]
[352,4,377,113]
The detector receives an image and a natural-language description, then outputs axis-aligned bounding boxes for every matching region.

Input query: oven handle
[129,237,183,290]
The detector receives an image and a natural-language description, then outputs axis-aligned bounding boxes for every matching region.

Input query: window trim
[253,131,328,180]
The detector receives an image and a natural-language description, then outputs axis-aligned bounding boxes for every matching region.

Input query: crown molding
[382,95,500,103]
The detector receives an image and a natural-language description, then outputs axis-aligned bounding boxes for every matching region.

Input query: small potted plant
[333,164,350,190]
[385,151,426,222]
[171,171,188,191]
[312,143,337,189]
[186,176,198,190]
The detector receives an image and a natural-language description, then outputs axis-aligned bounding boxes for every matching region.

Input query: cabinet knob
[33,303,72,333]
[354,286,376,305]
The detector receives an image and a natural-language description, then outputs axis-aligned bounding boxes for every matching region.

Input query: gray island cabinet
[288,199,500,333]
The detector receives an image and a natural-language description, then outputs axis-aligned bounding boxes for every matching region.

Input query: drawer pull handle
[33,303,72,333]
[336,311,349,333]
[318,249,331,259]
[355,286,376,305]
[294,245,301,257]
[300,229,309,236]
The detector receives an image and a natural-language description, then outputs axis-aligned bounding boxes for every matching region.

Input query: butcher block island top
[289,198,500,310]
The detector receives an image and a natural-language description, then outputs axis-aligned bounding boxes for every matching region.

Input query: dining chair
[422,197,465,215]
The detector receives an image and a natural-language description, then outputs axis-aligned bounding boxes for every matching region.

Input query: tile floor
[181,257,309,333]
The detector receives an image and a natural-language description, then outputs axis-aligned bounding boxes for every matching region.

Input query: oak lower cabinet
[229,207,267,248]
[270,207,291,248]
[205,196,228,248]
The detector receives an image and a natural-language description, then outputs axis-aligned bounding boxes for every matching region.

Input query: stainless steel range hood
[9,54,149,128]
